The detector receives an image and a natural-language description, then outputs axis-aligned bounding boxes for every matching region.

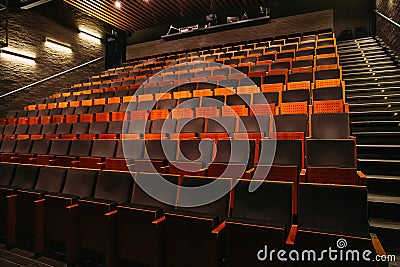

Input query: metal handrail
[0,57,104,98]
[374,10,400,29]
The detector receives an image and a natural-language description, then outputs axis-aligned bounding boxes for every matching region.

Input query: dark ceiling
[62,0,262,31]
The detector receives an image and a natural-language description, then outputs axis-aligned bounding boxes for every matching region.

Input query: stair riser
[370,227,400,248]
[358,147,400,160]
[350,106,400,112]
[343,66,399,74]
[340,52,387,60]
[343,62,395,69]
[359,161,400,175]
[346,89,400,96]
[348,98,400,104]
[339,47,382,54]
[344,73,400,79]
[346,77,400,85]
[355,135,400,145]
[369,201,400,222]
[350,115,400,121]
[347,82,400,89]
[340,57,390,65]
[368,179,400,196]
[351,125,400,135]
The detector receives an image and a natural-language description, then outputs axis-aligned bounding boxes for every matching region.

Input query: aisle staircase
[338,37,400,256]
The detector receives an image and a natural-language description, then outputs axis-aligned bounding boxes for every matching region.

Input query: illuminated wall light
[79,29,102,44]
[45,38,72,53]
[115,0,121,9]
[0,48,36,64]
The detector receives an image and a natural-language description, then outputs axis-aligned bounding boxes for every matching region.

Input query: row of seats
[3,100,348,129]
[0,163,382,267]
[55,67,343,99]
[0,136,360,185]
[0,113,349,140]
[113,32,335,72]
[105,39,336,73]
[28,76,343,112]
[76,55,341,93]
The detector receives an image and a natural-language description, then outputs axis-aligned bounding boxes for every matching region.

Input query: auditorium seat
[235,115,270,140]
[35,140,71,165]
[76,170,133,265]
[52,140,92,167]
[293,183,385,267]
[0,163,17,239]
[282,90,310,104]
[314,68,342,88]
[41,168,99,265]
[200,117,236,139]
[262,74,286,93]
[252,92,279,105]
[225,180,293,267]
[0,164,41,245]
[252,139,304,213]
[134,139,178,173]
[164,176,232,267]
[146,119,177,139]
[287,72,313,90]
[169,139,214,176]
[173,117,205,139]
[12,166,68,252]
[312,86,344,101]
[208,139,255,179]
[13,139,51,164]
[0,139,18,162]
[292,59,314,73]
[274,114,308,138]
[311,113,350,139]
[306,139,365,185]
[115,172,179,267]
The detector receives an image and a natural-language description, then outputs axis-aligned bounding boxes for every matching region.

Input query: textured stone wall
[127,10,334,60]
[376,0,400,57]
[0,7,105,117]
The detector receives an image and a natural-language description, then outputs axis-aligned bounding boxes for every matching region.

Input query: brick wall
[376,0,400,57]
[0,7,105,117]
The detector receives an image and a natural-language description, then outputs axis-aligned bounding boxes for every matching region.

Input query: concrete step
[370,218,400,249]
[367,175,400,197]
[358,145,400,160]
[351,121,400,132]
[353,132,400,145]
[359,158,400,176]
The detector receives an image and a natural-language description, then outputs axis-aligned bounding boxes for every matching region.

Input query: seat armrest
[97,162,106,169]
[370,233,386,256]
[286,225,298,245]
[66,204,79,210]
[357,171,367,185]
[160,166,169,174]
[152,216,166,225]
[105,210,118,217]
[300,169,307,183]
[212,221,226,234]
[246,168,255,174]
[34,199,46,204]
